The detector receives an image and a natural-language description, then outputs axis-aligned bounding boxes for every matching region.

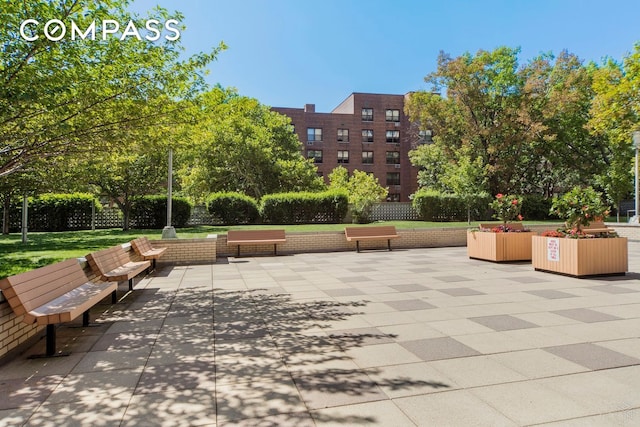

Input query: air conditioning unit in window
[394,164,401,169]
[395,122,400,127]
[307,141,313,145]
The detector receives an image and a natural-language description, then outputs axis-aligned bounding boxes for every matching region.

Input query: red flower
[496,193,503,199]
[517,214,523,221]
[512,199,518,205]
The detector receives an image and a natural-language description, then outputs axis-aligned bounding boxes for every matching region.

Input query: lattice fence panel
[370,203,420,221]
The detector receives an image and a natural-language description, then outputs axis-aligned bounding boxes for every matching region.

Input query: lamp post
[632,131,640,224]
[161,147,177,238]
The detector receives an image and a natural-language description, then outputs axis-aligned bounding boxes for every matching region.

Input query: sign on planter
[547,238,560,262]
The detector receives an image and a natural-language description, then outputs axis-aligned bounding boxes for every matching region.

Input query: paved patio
[2,243,640,426]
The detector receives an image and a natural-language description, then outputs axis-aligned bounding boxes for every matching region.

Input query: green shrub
[11,193,101,231]
[412,189,490,221]
[206,192,259,225]
[131,195,192,229]
[520,194,553,220]
[260,191,348,224]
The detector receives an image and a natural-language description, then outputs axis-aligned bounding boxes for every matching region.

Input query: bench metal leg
[82,311,90,327]
[112,290,117,304]
[28,324,69,358]
[388,239,392,251]
[46,324,56,356]
[274,244,277,256]
[128,278,133,291]
[237,245,241,257]
[356,241,360,253]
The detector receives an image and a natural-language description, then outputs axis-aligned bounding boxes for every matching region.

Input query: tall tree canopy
[177,87,324,200]
[0,0,224,178]
[406,47,610,198]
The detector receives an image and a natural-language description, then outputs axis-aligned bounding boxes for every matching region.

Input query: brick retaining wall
[608,223,640,241]
[151,236,217,265]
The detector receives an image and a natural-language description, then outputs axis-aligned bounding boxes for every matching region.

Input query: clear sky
[131,0,639,112]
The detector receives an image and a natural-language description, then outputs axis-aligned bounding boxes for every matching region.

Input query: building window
[337,128,349,142]
[386,172,400,185]
[362,151,374,164]
[337,150,349,164]
[386,151,400,165]
[386,130,400,143]
[362,129,374,143]
[307,149,323,163]
[307,128,322,142]
[362,108,373,121]
[385,109,400,122]
[419,129,433,144]
[387,193,401,202]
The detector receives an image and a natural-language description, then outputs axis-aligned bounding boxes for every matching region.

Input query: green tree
[406,47,537,195]
[328,166,388,223]
[406,47,607,198]
[0,0,224,178]
[86,147,167,230]
[521,50,608,195]
[178,87,324,200]
[441,150,488,224]
[588,46,640,218]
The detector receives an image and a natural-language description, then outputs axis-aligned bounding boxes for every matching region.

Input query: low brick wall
[608,223,640,241]
[216,224,560,256]
[152,236,217,265]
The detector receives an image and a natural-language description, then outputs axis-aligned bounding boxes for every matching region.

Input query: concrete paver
[1,242,639,426]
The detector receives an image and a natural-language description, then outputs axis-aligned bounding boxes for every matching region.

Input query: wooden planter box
[467,231,534,262]
[531,236,628,277]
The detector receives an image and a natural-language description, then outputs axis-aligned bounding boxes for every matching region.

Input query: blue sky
[131,0,639,112]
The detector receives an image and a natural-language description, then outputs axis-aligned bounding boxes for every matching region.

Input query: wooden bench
[480,223,525,231]
[0,259,117,357]
[344,226,400,252]
[226,230,287,257]
[581,221,615,234]
[130,237,167,270]
[86,245,151,291]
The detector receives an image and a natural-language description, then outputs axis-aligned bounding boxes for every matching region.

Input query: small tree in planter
[467,193,533,261]
[550,186,609,234]
[488,193,525,231]
[533,186,627,277]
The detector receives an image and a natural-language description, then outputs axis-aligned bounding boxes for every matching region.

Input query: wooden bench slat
[131,237,167,263]
[479,223,525,231]
[86,245,151,291]
[226,230,286,256]
[344,226,400,252]
[582,221,614,234]
[10,267,89,312]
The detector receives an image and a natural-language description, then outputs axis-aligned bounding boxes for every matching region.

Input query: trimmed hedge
[520,194,553,220]
[10,193,101,232]
[206,192,259,225]
[261,191,349,224]
[130,195,192,229]
[412,189,491,221]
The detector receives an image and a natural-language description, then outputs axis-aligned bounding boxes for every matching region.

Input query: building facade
[272,92,426,202]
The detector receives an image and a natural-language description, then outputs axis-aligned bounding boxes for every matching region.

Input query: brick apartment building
[272,92,428,202]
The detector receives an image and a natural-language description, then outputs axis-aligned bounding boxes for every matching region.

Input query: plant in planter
[488,193,525,229]
[467,193,534,261]
[533,186,627,277]
[550,186,609,233]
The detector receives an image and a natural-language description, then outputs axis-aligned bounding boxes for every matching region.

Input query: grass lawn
[0,220,562,279]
